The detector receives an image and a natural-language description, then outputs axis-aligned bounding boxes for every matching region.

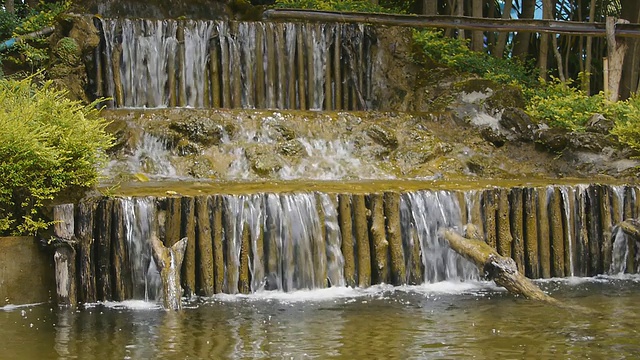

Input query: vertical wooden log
[164,197,182,247]
[575,186,590,277]
[212,196,224,294]
[314,193,328,288]
[600,185,614,274]
[196,195,214,297]
[53,204,76,307]
[606,16,629,101]
[324,26,332,110]
[54,245,77,308]
[509,188,525,274]
[296,26,306,110]
[209,38,220,108]
[76,201,96,304]
[482,189,498,249]
[112,44,124,107]
[587,185,603,275]
[333,27,342,110]
[231,23,242,108]
[563,187,576,277]
[384,192,406,285]
[96,199,113,301]
[255,25,265,109]
[523,188,539,278]
[275,23,286,109]
[408,226,423,285]
[456,191,468,226]
[266,24,277,108]
[238,221,250,294]
[537,187,551,278]
[469,190,484,239]
[177,24,187,107]
[496,188,513,258]
[167,34,177,107]
[306,23,315,109]
[549,188,565,278]
[111,199,132,301]
[353,194,371,287]
[181,196,196,297]
[252,203,266,291]
[264,195,280,290]
[338,194,356,287]
[369,193,389,284]
[220,30,231,108]
[624,186,636,273]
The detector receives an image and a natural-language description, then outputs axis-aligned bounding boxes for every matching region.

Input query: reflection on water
[2,278,640,359]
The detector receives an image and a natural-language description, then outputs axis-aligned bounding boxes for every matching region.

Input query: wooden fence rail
[263,9,640,38]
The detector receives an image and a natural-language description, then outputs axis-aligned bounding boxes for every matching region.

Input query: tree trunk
[620,0,640,98]
[444,226,559,304]
[513,0,535,61]
[583,0,597,93]
[493,0,514,58]
[5,0,14,14]
[423,0,438,15]
[539,0,554,80]
[606,16,629,101]
[471,0,484,51]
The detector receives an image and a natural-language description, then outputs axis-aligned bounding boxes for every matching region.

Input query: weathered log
[338,194,356,287]
[195,195,214,297]
[353,194,371,287]
[76,201,97,304]
[369,193,389,284]
[180,197,196,297]
[620,219,640,239]
[444,228,559,305]
[384,192,406,285]
[150,235,188,310]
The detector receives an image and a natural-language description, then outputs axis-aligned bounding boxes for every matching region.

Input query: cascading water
[96,18,376,110]
[121,197,161,301]
[403,191,478,283]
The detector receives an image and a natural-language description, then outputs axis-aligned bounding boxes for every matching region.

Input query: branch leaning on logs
[443,224,559,305]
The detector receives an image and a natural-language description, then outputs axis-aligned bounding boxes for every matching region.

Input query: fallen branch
[444,225,559,305]
[150,235,188,310]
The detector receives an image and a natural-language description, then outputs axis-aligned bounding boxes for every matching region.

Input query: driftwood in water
[53,204,77,307]
[619,219,640,239]
[150,235,188,310]
[444,226,559,305]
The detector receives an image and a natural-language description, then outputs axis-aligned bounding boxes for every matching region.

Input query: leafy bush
[412,29,536,87]
[525,78,607,131]
[611,94,640,154]
[0,77,113,235]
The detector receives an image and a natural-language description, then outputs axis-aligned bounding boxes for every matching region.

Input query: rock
[499,107,536,141]
[188,157,217,179]
[168,117,225,146]
[366,124,398,149]
[271,123,297,141]
[585,113,614,134]
[536,128,570,152]
[53,37,81,66]
[277,139,306,157]
[480,126,507,147]
[486,85,526,113]
[568,132,614,152]
[245,145,284,176]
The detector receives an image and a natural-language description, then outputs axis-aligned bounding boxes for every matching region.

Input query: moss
[53,37,80,66]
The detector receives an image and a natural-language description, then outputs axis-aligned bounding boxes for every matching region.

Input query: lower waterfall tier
[63,183,639,304]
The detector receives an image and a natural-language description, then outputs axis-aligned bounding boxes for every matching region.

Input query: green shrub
[412,29,536,87]
[611,94,640,154]
[525,78,607,131]
[0,76,113,235]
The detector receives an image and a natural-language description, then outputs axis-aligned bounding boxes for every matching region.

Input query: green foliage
[0,76,113,235]
[611,94,640,154]
[0,10,18,40]
[412,29,536,87]
[13,1,71,36]
[525,78,608,131]
[273,0,406,14]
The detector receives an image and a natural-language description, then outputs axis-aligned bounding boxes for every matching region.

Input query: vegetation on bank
[0,77,112,236]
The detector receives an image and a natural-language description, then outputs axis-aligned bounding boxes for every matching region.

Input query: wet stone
[366,123,398,149]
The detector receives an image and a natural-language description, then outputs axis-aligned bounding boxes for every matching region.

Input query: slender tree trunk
[513,0,535,61]
[5,0,14,14]
[539,0,554,80]
[493,0,514,58]
[457,0,466,41]
[583,0,597,93]
[620,0,640,98]
[423,0,438,15]
[471,0,484,51]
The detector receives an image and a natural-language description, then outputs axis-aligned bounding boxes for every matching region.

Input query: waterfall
[403,191,478,283]
[96,18,376,110]
[121,197,161,302]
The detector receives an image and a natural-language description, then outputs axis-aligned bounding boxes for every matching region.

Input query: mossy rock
[277,139,306,157]
[168,117,225,146]
[366,123,398,149]
[53,37,81,66]
[245,144,285,177]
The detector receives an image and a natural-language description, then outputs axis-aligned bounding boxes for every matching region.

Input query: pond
[2,276,639,359]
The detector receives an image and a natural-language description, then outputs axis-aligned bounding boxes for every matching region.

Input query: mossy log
[444,227,559,305]
[620,219,640,239]
[150,235,188,310]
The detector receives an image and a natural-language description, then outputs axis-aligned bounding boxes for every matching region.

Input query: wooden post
[195,195,214,297]
[76,201,97,304]
[606,17,630,101]
[353,194,371,287]
[369,193,389,284]
[96,199,113,301]
[338,194,356,287]
[549,188,565,278]
[384,192,406,285]
[524,188,539,278]
[53,204,76,307]
[510,188,525,274]
[212,196,224,294]
[181,196,196,297]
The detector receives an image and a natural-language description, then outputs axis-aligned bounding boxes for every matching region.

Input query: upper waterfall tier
[96,18,382,110]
